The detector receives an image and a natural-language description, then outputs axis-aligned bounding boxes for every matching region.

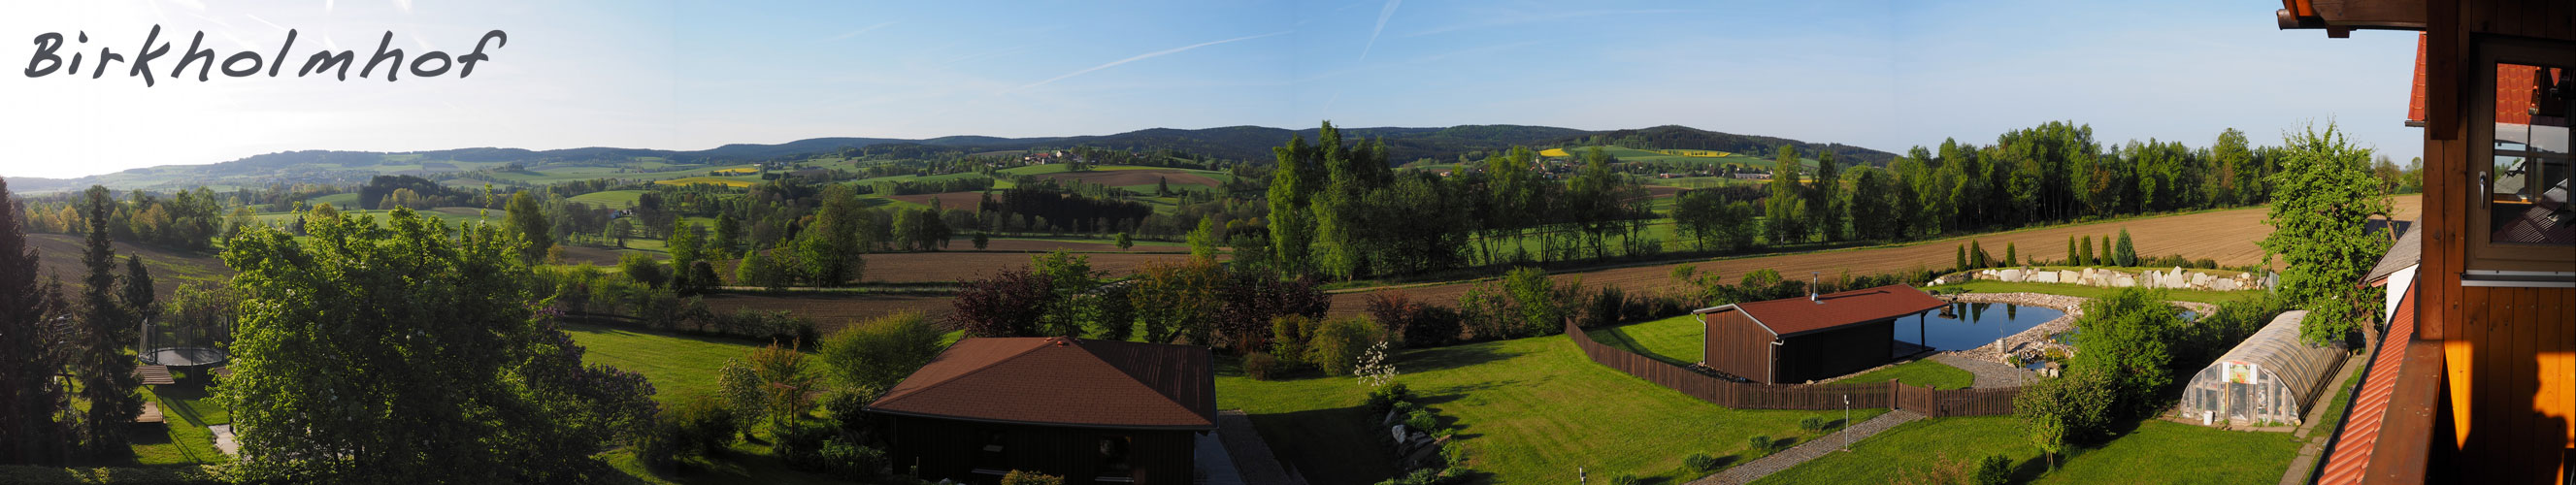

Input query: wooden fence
[1566,320,2020,417]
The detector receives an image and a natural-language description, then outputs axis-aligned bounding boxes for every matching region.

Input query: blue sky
[0,1,2419,178]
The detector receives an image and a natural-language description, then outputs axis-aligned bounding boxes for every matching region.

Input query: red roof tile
[1701,284,1948,337]
[2317,283,2418,485]
[866,337,1216,430]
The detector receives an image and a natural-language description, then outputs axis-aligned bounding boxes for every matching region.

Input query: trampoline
[139,313,230,368]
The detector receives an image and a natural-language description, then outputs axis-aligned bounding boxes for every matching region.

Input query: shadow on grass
[1245,406,1402,485]
[1585,326,1693,366]
[1399,344,1518,373]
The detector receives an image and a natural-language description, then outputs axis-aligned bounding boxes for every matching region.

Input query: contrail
[1359,0,1401,61]
[1011,30,1290,92]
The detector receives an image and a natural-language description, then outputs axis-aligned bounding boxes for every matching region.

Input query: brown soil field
[885,191,986,211]
[552,245,627,266]
[1032,169,1222,187]
[1326,195,2423,316]
[701,293,958,333]
[28,234,231,298]
[973,239,1187,253]
[861,250,1214,283]
[1640,185,1685,198]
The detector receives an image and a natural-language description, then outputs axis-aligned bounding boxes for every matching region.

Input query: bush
[1367,292,1466,348]
[1972,454,2013,485]
[1580,286,1628,329]
[818,310,945,397]
[1607,473,1640,485]
[1403,409,1440,434]
[1243,352,1281,381]
[1800,416,1830,433]
[1365,383,1414,414]
[1375,468,1467,485]
[771,421,840,471]
[1685,452,1723,472]
[818,436,889,478]
[1000,470,1065,485]
[1748,435,1777,455]
[821,389,871,433]
[2195,258,2219,269]
[1270,315,1318,368]
[1307,316,1385,376]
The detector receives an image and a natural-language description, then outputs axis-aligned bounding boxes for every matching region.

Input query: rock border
[1939,292,2216,366]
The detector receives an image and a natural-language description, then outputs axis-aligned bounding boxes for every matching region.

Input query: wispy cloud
[1008,30,1290,93]
[824,21,898,42]
[1405,9,1692,38]
[1358,0,1400,61]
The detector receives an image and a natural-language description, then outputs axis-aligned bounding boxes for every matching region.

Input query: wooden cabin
[866,337,1215,485]
[1695,284,1947,384]
[2278,1,2576,483]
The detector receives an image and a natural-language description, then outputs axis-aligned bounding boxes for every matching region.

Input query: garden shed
[1696,284,1947,384]
[2177,310,2343,427]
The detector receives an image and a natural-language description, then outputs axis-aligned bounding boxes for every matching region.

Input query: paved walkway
[1689,410,1926,485]
[1931,352,2035,389]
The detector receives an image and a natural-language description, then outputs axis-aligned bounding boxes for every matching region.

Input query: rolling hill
[10,124,1894,193]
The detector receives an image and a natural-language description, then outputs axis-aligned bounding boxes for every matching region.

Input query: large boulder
[2113,275,2136,287]
[1998,269,2025,282]
[2031,271,2059,283]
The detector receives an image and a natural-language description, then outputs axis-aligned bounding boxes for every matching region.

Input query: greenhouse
[2177,310,2343,427]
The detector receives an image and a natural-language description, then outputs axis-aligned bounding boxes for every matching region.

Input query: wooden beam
[2364,337,2445,482]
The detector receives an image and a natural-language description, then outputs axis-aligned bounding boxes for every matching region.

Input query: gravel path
[1689,410,1927,485]
[1931,352,2037,389]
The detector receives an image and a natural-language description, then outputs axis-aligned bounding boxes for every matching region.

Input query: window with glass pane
[2488,62,2574,245]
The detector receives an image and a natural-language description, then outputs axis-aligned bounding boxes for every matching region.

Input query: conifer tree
[72,186,140,454]
[0,178,72,464]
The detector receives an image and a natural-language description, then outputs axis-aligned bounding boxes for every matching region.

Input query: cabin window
[2469,39,2576,272]
[1095,436,1134,482]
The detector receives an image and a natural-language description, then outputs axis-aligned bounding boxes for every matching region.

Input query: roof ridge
[871,338,1054,405]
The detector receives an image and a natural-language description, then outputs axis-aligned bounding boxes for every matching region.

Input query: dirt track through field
[1326,196,2421,316]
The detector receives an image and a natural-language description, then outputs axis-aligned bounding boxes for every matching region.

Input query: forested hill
[1548,125,1899,166]
[9,124,1892,192]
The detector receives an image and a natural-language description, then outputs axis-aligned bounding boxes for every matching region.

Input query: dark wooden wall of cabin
[1775,321,1895,384]
[1701,310,1777,383]
[877,414,1198,485]
[2420,0,2574,481]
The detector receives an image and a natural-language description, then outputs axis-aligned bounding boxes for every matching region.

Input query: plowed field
[1326,196,2421,315]
[701,293,958,332]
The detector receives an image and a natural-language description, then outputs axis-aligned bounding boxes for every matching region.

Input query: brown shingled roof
[1697,284,1947,337]
[866,337,1216,431]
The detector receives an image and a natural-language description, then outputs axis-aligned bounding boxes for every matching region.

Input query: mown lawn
[565,323,849,484]
[1218,331,1883,484]
[1830,359,1974,390]
[1584,314,1704,366]
[562,323,824,405]
[1929,280,2266,306]
[1755,415,2302,484]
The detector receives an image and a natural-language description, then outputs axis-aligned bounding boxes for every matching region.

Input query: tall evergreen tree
[2114,229,2137,267]
[0,178,71,464]
[713,212,742,258]
[73,186,140,454]
[2079,236,2097,266]
[1268,135,1318,275]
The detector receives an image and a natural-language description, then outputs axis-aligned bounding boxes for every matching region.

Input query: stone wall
[1931,267,2272,292]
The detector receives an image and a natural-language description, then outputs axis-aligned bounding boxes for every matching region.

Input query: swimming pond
[1899,302,2067,351]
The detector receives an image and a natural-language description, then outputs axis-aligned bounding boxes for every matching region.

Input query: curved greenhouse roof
[2202,310,2344,405]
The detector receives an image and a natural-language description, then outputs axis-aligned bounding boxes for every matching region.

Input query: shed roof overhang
[2276,0,2427,37]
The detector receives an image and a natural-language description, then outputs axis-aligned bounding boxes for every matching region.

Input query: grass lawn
[1929,280,2266,306]
[1756,416,2302,484]
[565,323,847,484]
[1583,314,1704,366]
[1830,359,1974,390]
[569,189,647,209]
[562,323,822,404]
[1219,331,1883,484]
